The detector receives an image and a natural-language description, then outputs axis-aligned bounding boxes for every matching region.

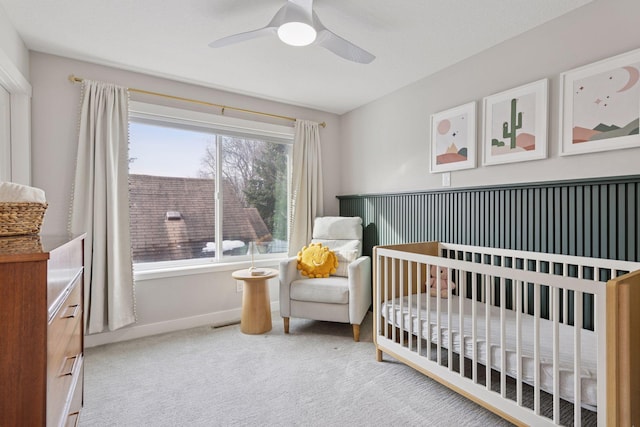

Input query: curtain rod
[68,75,326,128]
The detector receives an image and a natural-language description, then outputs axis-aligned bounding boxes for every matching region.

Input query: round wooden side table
[232,268,278,334]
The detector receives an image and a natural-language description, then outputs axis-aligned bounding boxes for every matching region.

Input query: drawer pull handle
[61,304,80,319]
[58,355,79,377]
[67,412,80,427]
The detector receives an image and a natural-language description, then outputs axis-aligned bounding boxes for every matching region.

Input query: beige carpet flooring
[79,311,516,427]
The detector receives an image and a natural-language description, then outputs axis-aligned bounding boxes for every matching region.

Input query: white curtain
[69,80,136,334]
[288,120,324,255]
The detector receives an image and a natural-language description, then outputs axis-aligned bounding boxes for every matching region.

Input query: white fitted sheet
[381,294,598,409]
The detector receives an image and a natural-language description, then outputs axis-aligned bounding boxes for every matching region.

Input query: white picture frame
[559,48,640,156]
[482,79,548,166]
[429,101,476,173]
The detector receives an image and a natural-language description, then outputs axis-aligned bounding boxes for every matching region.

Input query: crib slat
[459,268,465,379]
[448,266,453,372]
[534,282,541,415]
[436,266,442,366]
[482,271,487,304]
[511,275,516,315]
[381,256,387,339]
[574,290,583,427]
[485,274,491,392]
[408,261,413,351]
[417,264,422,356]
[590,266,598,336]
[553,286,560,424]
[401,260,406,348]
[563,288,568,327]
[500,276,506,398]
[377,255,381,337]
[516,279,523,407]
[472,270,478,383]
[391,257,396,342]
[427,263,432,362]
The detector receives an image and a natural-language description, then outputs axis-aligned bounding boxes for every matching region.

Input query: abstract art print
[482,79,548,166]
[560,48,640,156]
[430,101,476,173]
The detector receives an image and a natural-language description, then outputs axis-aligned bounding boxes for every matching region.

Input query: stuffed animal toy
[297,243,338,278]
[427,265,456,298]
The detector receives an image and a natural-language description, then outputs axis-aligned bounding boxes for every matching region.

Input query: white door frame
[0,49,31,185]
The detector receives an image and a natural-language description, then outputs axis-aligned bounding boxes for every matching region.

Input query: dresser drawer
[48,276,82,353]
[47,236,83,321]
[47,319,83,427]
[65,360,84,427]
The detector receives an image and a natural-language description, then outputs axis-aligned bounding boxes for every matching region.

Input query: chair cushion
[333,249,358,277]
[311,238,362,258]
[290,276,349,304]
[312,216,362,240]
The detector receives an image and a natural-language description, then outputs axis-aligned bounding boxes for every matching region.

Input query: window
[128,102,294,268]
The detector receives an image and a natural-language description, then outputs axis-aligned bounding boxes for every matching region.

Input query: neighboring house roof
[129,174,271,262]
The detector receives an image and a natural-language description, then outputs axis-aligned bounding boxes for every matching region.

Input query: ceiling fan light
[277,22,317,47]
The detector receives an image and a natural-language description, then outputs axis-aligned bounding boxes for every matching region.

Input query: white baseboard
[85,302,280,348]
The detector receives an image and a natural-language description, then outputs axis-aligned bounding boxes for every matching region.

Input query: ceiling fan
[209,0,375,64]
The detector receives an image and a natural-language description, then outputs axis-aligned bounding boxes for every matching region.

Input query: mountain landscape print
[430,101,476,173]
[434,112,469,165]
[572,62,640,144]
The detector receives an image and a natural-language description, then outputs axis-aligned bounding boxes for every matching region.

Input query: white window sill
[133,256,288,282]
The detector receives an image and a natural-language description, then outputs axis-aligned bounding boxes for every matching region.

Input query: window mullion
[215,134,223,261]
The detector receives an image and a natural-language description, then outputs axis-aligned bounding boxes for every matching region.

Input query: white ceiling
[0,0,592,115]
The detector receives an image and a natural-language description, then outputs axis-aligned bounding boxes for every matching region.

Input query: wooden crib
[373,241,640,426]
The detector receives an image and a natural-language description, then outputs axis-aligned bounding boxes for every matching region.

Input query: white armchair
[279,216,371,341]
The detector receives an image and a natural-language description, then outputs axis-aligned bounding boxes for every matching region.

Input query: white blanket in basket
[0,182,46,203]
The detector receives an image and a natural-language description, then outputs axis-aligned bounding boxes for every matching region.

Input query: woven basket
[0,234,43,254]
[0,202,48,237]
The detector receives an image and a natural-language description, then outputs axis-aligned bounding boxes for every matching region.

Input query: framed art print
[482,79,548,166]
[430,101,476,173]
[559,48,640,156]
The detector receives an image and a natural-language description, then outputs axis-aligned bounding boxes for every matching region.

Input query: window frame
[128,101,294,275]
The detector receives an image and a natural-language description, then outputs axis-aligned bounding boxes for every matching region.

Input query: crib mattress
[381,294,598,409]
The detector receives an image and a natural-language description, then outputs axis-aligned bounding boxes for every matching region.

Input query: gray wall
[339,0,640,197]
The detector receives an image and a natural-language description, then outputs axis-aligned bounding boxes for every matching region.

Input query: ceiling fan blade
[209,26,277,48]
[209,3,292,49]
[315,28,375,64]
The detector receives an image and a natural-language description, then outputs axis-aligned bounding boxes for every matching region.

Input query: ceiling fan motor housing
[275,3,317,46]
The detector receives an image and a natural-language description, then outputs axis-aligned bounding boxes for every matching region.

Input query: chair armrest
[348,256,372,325]
[279,256,299,317]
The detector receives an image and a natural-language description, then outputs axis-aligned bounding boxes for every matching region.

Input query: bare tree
[198,136,263,206]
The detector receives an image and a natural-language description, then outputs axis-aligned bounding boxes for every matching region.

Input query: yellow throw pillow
[297,243,338,278]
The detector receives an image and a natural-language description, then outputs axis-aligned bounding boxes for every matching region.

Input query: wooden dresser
[0,234,85,427]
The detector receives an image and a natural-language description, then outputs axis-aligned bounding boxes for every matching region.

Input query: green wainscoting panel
[338,175,640,262]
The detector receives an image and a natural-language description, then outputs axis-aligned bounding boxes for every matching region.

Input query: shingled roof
[129,174,272,262]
